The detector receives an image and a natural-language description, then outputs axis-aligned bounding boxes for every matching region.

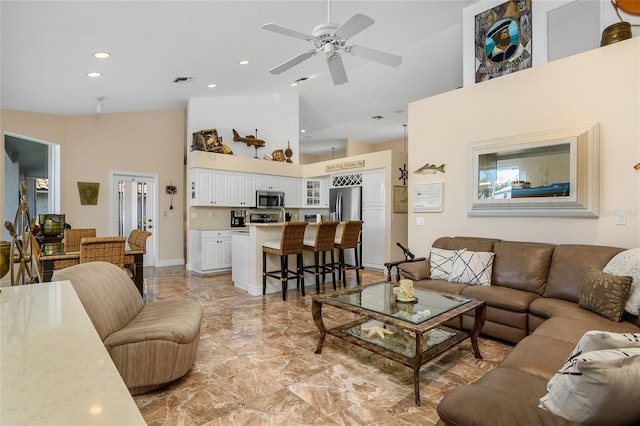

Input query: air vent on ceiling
[173,77,193,83]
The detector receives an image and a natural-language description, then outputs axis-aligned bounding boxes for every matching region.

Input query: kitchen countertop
[1,281,146,425]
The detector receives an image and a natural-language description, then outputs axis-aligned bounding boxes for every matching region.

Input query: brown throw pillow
[579,267,633,322]
[399,259,430,281]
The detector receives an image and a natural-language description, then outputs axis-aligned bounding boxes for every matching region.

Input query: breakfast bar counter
[1,281,146,425]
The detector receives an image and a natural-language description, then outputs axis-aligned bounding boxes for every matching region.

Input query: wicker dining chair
[80,236,126,269]
[303,221,339,293]
[64,228,97,252]
[125,229,151,278]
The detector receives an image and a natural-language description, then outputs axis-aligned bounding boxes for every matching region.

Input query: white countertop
[1,281,146,426]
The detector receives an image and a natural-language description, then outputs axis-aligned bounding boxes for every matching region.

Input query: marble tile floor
[134,266,512,425]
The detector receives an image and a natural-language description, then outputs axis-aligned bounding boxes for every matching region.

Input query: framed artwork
[467,124,599,217]
[475,0,532,83]
[77,182,99,205]
[393,185,408,213]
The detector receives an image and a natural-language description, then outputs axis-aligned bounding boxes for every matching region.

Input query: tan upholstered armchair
[53,261,203,395]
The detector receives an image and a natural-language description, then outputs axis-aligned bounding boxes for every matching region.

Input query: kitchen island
[233,222,341,296]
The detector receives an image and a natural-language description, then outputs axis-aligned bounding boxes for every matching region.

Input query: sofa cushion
[530,315,640,346]
[449,250,494,285]
[461,285,540,312]
[492,241,555,295]
[429,248,463,280]
[567,330,640,354]
[603,248,640,315]
[413,278,468,295]
[545,244,624,303]
[578,268,632,322]
[432,236,499,252]
[437,369,575,426]
[499,335,575,380]
[104,299,204,349]
[539,347,640,425]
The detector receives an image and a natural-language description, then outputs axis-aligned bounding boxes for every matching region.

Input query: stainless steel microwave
[256,190,285,209]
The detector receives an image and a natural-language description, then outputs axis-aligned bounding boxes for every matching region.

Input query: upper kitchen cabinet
[283,177,301,208]
[190,168,227,206]
[228,172,256,207]
[255,174,284,192]
[303,177,329,208]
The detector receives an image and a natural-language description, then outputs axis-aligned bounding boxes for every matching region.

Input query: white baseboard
[155,258,185,267]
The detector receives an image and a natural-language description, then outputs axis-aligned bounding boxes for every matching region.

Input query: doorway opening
[3,133,60,241]
[110,172,157,267]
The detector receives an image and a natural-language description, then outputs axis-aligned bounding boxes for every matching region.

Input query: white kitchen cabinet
[362,169,386,207]
[228,172,255,207]
[255,174,284,191]
[303,177,329,208]
[361,206,385,270]
[283,177,301,208]
[190,229,232,273]
[190,168,228,206]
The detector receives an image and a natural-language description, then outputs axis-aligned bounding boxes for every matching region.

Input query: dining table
[39,242,146,297]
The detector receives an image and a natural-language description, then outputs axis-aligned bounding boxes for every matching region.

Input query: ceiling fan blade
[269,49,318,75]
[326,53,348,85]
[347,44,403,67]
[262,23,315,41]
[334,13,374,40]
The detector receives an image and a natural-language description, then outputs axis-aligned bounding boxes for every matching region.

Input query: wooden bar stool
[262,222,308,301]
[334,220,364,286]
[302,221,339,293]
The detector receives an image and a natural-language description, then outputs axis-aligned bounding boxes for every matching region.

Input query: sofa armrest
[437,384,577,426]
[383,257,427,282]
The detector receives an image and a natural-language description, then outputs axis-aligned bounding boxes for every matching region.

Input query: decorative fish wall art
[413,163,446,174]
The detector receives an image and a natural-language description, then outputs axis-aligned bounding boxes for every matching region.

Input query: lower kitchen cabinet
[189,229,232,273]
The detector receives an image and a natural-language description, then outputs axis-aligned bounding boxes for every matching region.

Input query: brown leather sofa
[393,237,640,425]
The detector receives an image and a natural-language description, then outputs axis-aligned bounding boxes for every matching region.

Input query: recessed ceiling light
[172,76,193,83]
[290,83,298,87]
[93,52,110,59]
[300,129,306,133]
[87,72,102,78]
[239,60,250,65]
[371,115,384,120]
[208,83,217,88]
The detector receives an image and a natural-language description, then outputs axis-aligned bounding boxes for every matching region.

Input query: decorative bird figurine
[414,163,446,174]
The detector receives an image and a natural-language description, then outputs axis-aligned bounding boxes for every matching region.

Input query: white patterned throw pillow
[539,347,640,425]
[430,248,465,280]
[603,248,640,315]
[449,250,495,286]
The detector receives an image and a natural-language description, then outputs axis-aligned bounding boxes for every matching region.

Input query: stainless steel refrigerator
[329,186,362,266]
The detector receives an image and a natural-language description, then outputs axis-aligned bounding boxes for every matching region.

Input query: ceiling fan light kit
[262,0,402,85]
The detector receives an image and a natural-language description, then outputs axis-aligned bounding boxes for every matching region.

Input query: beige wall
[407,38,640,255]
[2,109,186,266]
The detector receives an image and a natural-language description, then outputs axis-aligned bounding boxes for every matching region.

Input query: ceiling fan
[261,0,402,85]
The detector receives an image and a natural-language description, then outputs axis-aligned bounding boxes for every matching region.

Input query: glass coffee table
[311,282,486,405]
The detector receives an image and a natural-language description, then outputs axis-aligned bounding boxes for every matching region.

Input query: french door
[110,173,156,267]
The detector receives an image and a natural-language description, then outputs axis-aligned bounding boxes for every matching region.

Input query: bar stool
[334,220,364,286]
[302,221,339,293]
[262,222,308,301]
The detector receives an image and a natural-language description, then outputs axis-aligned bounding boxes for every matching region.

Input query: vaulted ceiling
[1,1,476,156]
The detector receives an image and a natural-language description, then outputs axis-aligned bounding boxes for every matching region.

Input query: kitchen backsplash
[190,207,330,229]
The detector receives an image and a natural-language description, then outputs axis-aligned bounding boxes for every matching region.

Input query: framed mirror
[468,124,599,217]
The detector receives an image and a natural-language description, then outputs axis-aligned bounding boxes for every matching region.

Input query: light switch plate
[615,211,626,225]
[416,217,424,226]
